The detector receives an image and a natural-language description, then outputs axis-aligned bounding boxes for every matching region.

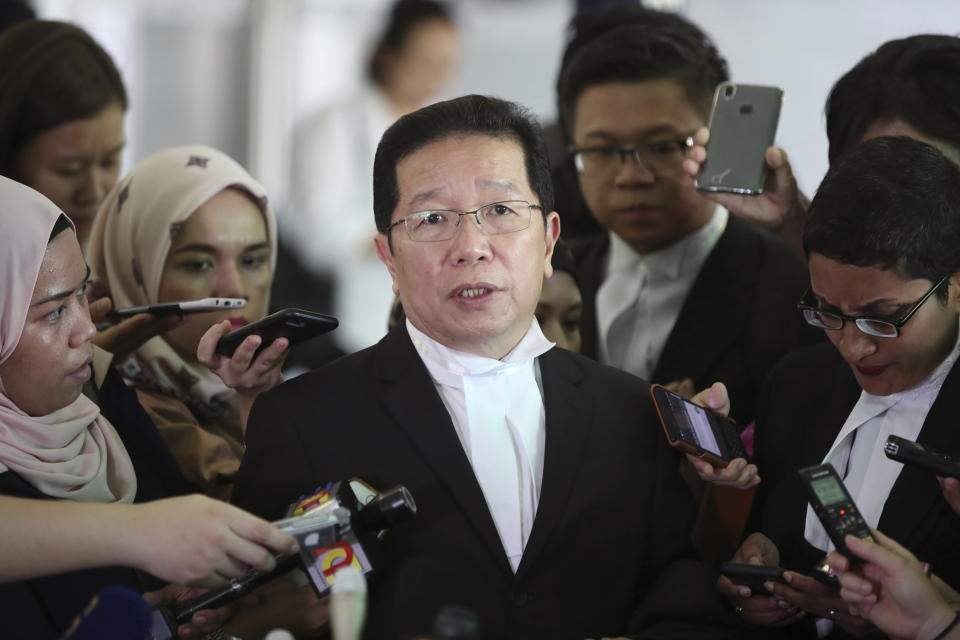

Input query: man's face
[572,79,715,255]
[375,134,560,359]
[808,253,960,396]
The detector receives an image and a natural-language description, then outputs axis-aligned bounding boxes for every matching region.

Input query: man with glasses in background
[720,136,960,638]
[233,94,731,639]
[557,9,813,425]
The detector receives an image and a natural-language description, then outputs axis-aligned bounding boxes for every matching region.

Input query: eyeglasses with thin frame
[386,200,542,243]
[570,136,695,179]
[797,275,949,338]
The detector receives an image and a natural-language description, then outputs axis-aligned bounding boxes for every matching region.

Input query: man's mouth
[458,287,490,298]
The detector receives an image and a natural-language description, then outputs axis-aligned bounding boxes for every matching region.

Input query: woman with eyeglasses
[716,136,960,639]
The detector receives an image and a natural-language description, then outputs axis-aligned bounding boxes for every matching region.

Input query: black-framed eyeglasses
[797,275,949,338]
[570,136,695,179]
[386,200,541,243]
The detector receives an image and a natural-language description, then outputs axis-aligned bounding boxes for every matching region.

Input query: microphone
[154,480,416,628]
[60,586,151,640]
[329,565,367,640]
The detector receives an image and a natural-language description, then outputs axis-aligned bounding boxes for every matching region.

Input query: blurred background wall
[33,0,960,214]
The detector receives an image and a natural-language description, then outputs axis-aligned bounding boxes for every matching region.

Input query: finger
[676,378,695,399]
[782,570,835,596]
[825,550,849,573]
[227,511,299,560]
[694,126,709,146]
[766,146,787,170]
[685,453,714,477]
[838,584,877,604]
[707,381,730,414]
[196,320,232,365]
[249,337,289,371]
[228,335,263,372]
[89,297,112,322]
[716,575,751,600]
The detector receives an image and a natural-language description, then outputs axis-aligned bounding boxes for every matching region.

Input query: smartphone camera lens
[723,84,736,100]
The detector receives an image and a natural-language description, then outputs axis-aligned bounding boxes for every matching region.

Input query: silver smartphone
[696,82,783,195]
[107,297,246,318]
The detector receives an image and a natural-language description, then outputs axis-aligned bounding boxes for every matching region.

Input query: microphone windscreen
[329,566,367,640]
[432,605,480,640]
[60,586,151,640]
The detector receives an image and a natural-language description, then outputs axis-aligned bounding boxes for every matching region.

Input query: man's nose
[449,213,493,264]
[613,150,656,187]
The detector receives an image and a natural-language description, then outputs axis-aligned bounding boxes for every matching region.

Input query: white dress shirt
[407,319,554,571]
[596,206,728,379]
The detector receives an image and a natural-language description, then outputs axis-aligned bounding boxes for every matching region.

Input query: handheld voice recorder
[798,463,874,558]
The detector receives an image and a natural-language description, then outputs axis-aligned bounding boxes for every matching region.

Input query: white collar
[606,205,728,280]
[406,318,554,387]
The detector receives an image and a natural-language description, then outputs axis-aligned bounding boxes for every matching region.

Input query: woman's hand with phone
[685,381,761,489]
[683,127,807,258]
[89,296,183,359]
[197,319,288,434]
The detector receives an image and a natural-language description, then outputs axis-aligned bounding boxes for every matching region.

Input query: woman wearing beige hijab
[88,145,287,500]
[0,175,297,639]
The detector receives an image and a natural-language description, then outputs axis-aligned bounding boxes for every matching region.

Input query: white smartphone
[107,297,246,318]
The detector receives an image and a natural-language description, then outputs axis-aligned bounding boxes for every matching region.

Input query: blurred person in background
[88,145,288,500]
[0,19,183,362]
[535,237,583,353]
[281,0,460,358]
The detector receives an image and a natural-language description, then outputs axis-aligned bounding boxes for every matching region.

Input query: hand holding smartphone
[718,562,786,596]
[108,297,246,319]
[696,82,783,195]
[650,384,747,468]
[215,308,338,358]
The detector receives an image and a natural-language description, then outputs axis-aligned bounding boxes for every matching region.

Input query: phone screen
[661,390,723,457]
[809,475,847,507]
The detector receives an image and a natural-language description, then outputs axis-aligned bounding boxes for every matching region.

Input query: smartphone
[108,297,246,319]
[696,82,784,195]
[798,463,874,559]
[718,561,786,596]
[650,383,747,468]
[215,308,338,358]
[884,435,960,479]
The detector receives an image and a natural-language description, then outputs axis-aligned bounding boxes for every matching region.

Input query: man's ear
[374,233,400,296]
[542,211,561,279]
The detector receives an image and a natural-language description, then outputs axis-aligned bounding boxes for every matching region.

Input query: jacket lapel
[373,326,513,576]
[515,348,592,581]
[653,217,760,386]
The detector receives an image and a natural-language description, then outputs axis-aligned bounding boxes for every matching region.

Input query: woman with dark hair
[286,0,460,355]
[0,19,126,249]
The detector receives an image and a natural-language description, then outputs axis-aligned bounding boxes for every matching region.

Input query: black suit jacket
[233,325,702,640]
[745,343,960,638]
[572,216,816,424]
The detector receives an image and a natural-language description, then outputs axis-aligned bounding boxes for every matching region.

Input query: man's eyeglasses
[386,200,541,243]
[797,275,948,338]
[570,136,695,180]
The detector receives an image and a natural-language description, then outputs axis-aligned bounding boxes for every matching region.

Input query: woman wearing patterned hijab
[88,145,286,499]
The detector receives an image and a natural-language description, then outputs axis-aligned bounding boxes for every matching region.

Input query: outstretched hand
[686,382,760,489]
[89,297,182,359]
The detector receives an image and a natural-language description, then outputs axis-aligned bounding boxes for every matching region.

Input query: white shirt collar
[406,318,554,386]
[606,205,728,280]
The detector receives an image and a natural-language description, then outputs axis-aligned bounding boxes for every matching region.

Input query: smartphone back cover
[697,83,783,194]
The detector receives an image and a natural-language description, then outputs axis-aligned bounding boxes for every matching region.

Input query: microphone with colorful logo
[150,479,416,638]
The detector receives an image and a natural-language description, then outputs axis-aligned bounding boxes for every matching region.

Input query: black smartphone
[649,384,747,468]
[108,297,246,319]
[884,435,960,479]
[798,464,874,559]
[215,308,338,358]
[696,82,783,195]
[718,561,786,596]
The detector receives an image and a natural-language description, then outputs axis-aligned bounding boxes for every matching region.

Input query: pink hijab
[0,176,136,503]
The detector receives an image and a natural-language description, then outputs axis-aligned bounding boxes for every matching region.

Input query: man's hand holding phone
[683,127,807,258]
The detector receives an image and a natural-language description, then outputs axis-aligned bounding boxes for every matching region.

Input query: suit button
[512,591,528,606]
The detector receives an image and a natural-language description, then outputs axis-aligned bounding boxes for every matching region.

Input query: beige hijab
[0,176,136,503]
[87,145,277,420]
